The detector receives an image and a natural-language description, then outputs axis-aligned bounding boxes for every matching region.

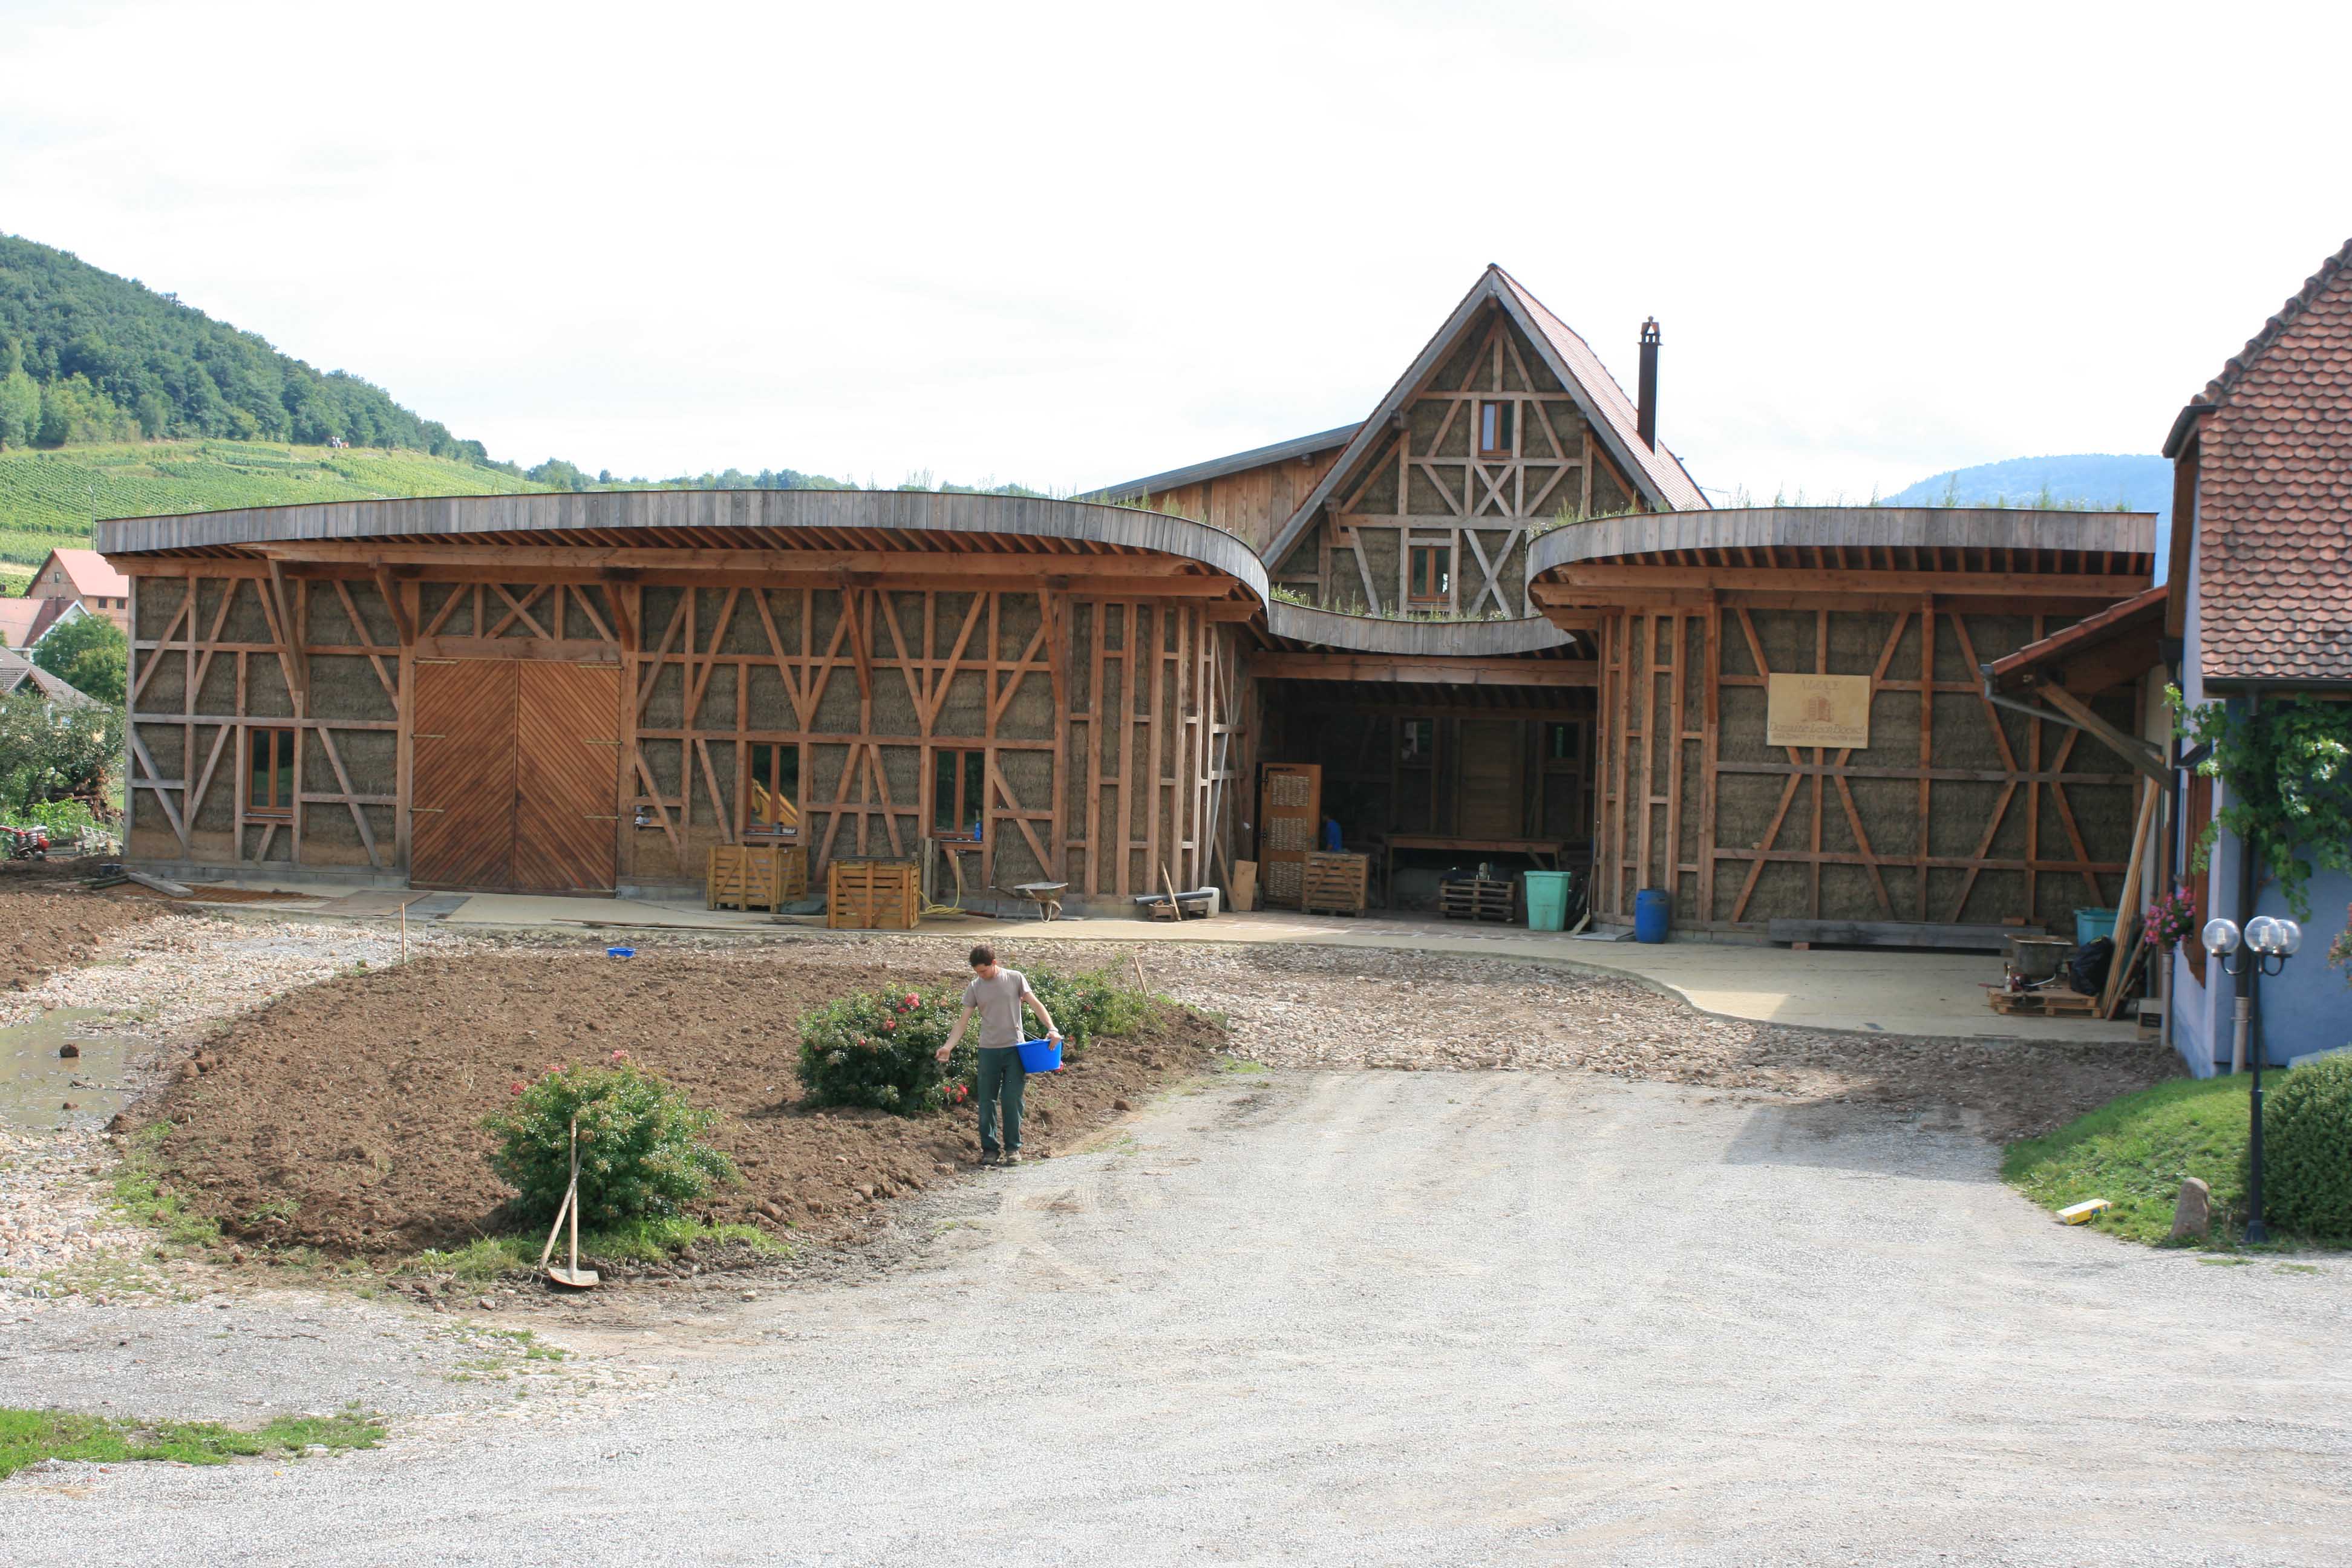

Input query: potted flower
[2144,886,2198,952]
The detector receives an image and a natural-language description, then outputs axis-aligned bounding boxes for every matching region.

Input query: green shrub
[2259,1053,2352,1240]
[483,1055,735,1226]
[796,967,1149,1116]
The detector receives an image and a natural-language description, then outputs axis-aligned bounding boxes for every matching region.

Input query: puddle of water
[0,1008,139,1133]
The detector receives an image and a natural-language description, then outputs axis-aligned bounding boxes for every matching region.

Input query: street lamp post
[2202,913,2302,1244]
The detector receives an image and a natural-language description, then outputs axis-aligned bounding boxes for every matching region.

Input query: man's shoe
[978,1149,1000,1166]
[999,1151,1023,1167]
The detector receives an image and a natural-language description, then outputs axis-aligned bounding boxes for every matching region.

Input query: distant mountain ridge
[1884,453,2171,524]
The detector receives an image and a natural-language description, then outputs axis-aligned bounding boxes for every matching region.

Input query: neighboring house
[0,593,88,650]
[27,547,132,635]
[2160,237,2352,1073]
[0,643,99,708]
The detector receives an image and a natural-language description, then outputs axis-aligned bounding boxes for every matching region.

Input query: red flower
[880,1018,896,1033]
[902,993,920,1010]
[610,1049,630,1063]
[509,1082,524,1096]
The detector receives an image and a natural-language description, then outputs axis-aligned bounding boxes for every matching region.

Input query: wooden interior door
[411,659,518,889]
[1258,762,1321,909]
[513,662,621,894]
[1456,719,1523,838]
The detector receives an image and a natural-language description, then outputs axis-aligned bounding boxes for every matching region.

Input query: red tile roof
[40,547,129,601]
[0,595,70,648]
[1491,267,1708,512]
[2187,238,2352,684]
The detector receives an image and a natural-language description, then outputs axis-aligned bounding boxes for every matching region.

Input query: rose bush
[796,966,1149,1116]
[483,1052,736,1225]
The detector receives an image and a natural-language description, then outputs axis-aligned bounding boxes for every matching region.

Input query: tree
[0,339,38,448]
[0,690,122,814]
[31,613,128,705]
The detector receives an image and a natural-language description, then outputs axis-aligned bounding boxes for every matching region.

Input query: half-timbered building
[99,264,2160,935]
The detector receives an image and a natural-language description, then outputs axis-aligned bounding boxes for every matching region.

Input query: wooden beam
[1249,652,1596,687]
[1546,564,2149,599]
[245,540,1206,577]
[2022,681,2167,784]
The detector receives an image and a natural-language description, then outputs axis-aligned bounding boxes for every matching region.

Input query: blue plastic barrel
[1016,1037,1063,1073]
[1633,889,1671,944]
[1524,871,1571,932]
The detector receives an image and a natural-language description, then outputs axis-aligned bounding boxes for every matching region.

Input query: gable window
[745,743,799,837]
[1408,544,1451,607]
[1400,718,1434,761]
[247,727,295,818]
[933,748,986,840]
[1478,400,1514,459]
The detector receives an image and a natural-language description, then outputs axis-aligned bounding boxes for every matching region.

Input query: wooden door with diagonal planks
[411,659,519,889]
[513,661,620,894]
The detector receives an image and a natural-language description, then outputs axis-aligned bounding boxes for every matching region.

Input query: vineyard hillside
[0,440,553,566]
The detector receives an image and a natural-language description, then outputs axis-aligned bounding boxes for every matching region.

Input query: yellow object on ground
[2057,1198,2114,1225]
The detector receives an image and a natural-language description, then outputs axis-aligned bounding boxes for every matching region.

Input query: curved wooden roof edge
[1265,601,1575,657]
[1526,505,2158,577]
[93,488,1271,599]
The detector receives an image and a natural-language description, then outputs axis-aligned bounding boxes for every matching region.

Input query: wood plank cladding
[1590,603,2145,933]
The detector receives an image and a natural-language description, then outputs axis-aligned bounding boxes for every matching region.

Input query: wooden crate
[1439,876,1515,924]
[826,858,921,930]
[1301,852,1369,915]
[707,842,808,912]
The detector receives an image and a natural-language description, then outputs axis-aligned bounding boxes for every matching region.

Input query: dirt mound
[140,946,1215,1257]
[0,877,157,995]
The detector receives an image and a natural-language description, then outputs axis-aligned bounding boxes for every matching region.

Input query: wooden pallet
[707,843,808,912]
[826,858,921,930]
[1440,876,1515,924]
[1986,987,2102,1018]
[1301,852,1370,915]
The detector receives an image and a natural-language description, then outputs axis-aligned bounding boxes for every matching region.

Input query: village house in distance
[97,265,2155,951]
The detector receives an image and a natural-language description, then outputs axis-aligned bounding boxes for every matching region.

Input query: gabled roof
[0,595,76,648]
[0,644,97,707]
[1264,264,1708,567]
[38,547,129,600]
[2175,237,2352,685]
[1096,424,1361,503]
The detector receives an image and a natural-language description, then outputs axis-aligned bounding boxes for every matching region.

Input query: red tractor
[1,823,50,861]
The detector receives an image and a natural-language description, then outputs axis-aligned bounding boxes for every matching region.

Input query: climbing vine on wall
[2170,688,2352,927]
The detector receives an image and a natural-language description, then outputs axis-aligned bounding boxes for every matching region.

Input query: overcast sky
[3,0,2345,501]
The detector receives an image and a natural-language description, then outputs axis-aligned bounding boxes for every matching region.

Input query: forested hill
[1885,453,2172,523]
[0,234,482,458]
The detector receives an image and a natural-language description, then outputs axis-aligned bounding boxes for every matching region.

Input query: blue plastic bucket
[1016,1037,1062,1073]
[2074,908,2118,946]
[1524,870,1571,932]
[1634,888,1671,944]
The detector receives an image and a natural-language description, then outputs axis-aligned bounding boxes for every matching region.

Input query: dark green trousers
[975,1045,1027,1155]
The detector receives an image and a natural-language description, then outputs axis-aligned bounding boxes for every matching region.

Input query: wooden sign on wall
[1766,673,1872,750]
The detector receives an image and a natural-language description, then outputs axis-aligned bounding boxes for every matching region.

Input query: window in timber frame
[247,727,295,818]
[932,748,986,840]
[1477,400,1514,459]
[745,743,800,837]
[1408,544,1452,607]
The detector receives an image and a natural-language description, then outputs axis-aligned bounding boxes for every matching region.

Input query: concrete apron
[171,877,2147,1047]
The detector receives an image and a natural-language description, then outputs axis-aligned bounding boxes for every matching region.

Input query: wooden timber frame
[1530,508,2163,933]
[101,492,1263,907]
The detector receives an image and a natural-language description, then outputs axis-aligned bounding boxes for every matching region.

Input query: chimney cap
[1641,318,1661,344]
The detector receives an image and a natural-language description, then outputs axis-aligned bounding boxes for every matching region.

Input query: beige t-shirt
[962,968,1034,1050]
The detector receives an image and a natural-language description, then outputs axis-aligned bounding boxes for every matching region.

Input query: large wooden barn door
[411,660,519,890]
[411,659,619,894]
[513,662,620,895]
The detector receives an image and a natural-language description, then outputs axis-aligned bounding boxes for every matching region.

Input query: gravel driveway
[7,1066,2346,1566]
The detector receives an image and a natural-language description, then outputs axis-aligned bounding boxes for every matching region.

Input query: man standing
[936,944,1060,1166]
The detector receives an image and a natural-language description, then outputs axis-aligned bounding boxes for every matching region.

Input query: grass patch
[2004,1074,2247,1244]
[0,1404,383,1480]
[110,1122,220,1252]
[410,1217,788,1279]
